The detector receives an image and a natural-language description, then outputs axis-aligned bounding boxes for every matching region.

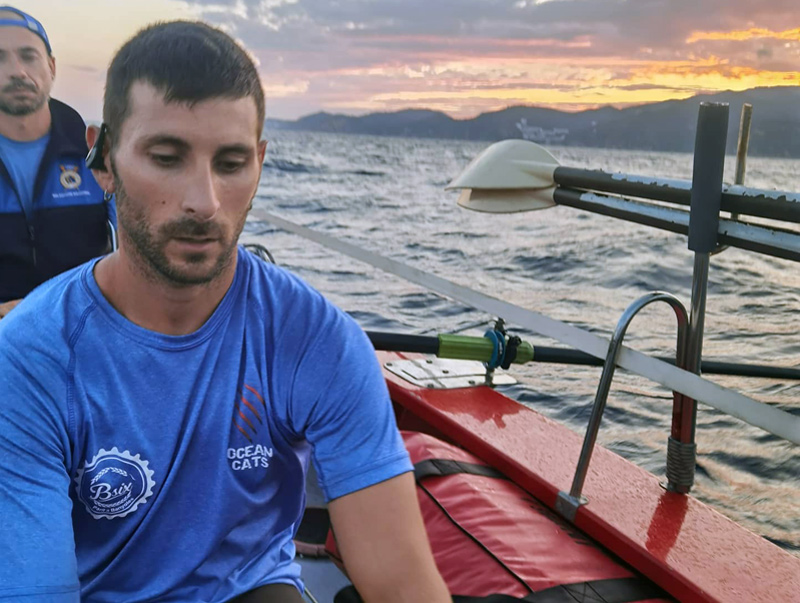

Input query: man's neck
[94,252,238,336]
[0,103,52,141]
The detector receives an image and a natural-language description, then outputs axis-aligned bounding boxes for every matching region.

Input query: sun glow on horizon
[687,27,800,43]
[5,0,799,120]
[311,53,800,118]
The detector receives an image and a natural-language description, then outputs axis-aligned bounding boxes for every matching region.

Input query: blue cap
[0,6,52,54]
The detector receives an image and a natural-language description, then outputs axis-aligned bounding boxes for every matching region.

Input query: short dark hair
[103,21,265,143]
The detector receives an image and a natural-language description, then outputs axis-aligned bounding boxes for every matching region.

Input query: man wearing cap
[0,6,115,318]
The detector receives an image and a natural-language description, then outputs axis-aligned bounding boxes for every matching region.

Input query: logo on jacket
[59,164,82,190]
[75,447,155,520]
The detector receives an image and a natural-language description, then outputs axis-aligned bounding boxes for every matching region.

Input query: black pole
[365,332,800,381]
[689,103,729,254]
[551,167,800,224]
[366,331,440,354]
[665,102,729,494]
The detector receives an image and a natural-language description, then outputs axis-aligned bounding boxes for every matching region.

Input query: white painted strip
[720,217,800,255]
[251,210,800,445]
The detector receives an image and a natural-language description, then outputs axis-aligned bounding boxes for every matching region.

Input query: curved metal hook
[556,292,690,521]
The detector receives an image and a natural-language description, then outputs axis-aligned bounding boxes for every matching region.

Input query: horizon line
[265,83,797,123]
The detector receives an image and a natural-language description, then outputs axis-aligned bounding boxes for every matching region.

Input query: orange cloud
[687,27,800,43]
[621,58,800,89]
[312,52,800,118]
[350,33,594,51]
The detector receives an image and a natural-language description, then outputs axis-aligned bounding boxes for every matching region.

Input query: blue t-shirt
[0,247,411,602]
[0,131,50,217]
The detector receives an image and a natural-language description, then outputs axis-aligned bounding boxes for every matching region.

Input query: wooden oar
[366,331,800,381]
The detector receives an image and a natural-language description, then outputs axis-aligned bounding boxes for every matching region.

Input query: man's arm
[328,473,450,603]
[0,330,80,601]
[275,288,448,600]
[0,298,21,319]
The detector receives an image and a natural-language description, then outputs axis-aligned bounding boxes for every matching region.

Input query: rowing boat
[248,101,800,602]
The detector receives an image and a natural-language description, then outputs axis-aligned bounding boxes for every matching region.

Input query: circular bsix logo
[75,448,155,520]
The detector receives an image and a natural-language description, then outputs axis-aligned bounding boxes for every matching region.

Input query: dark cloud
[173,0,800,117]
[186,0,799,56]
[182,0,800,67]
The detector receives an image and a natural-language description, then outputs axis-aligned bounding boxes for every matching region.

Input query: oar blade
[446,139,559,191]
[456,187,556,213]
[447,140,561,213]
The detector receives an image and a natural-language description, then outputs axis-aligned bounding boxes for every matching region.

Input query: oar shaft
[366,331,439,354]
[365,331,800,380]
[520,346,800,379]
[552,166,800,224]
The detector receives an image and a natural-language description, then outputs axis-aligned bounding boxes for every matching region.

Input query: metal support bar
[555,292,689,521]
[734,104,753,189]
[678,103,729,491]
[712,103,752,256]
[550,164,800,224]
[551,188,800,263]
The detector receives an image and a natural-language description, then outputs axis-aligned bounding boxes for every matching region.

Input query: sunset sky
[10,0,800,120]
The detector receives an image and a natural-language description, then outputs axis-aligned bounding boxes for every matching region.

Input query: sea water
[247,130,799,554]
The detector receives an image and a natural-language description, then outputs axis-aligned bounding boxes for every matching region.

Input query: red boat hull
[382,351,800,603]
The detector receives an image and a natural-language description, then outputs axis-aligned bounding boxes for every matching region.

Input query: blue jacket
[0,99,114,302]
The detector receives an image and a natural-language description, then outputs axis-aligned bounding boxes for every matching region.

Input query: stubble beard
[0,81,47,116]
[113,170,248,288]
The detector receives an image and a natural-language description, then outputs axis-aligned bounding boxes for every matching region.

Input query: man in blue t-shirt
[0,6,115,318]
[0,20,449,603]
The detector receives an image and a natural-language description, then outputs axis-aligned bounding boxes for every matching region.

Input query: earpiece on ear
[86,123,108,172]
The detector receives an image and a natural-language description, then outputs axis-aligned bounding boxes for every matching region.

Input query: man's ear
[258,139,267,165]
[86,125,115,193]
[48,54,56,80]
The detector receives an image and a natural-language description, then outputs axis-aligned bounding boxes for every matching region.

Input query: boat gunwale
[382,350,800,603]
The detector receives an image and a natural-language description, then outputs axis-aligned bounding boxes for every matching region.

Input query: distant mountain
[265,86,800,157]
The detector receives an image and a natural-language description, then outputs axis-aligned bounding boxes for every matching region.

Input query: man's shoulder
[0,263,94,351]
[49,99,87,129]
[241,246,321,298]
[240,247,341,316]
[238,247,368,352]
[48,98,89,154]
